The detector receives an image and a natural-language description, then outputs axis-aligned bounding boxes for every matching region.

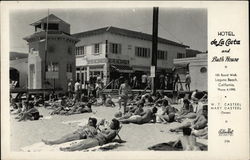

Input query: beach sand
[10,102,207,151]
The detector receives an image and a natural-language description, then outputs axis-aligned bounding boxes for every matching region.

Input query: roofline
[72,26,189,48]
[23,31,79,42]
[30,14,70,26]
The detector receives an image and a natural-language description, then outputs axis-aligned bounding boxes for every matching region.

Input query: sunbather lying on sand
[60,118,120,151]
[118,102,144,120]
[172,127,201,151]
[154,91,173,106]
[119,107,157,124]
[104,95,116,107]
[11,102,22,115]
[170,105,207,132]
[156,100,177,124]
[42,117,98,145]
[175,99,195,121]
[65,103,92,115]
[16,102,42,122]
[33,95,44,107]
[50,96,78,115]
[142,93,154,105]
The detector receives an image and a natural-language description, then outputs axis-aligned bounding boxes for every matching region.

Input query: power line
[126,23,152,32]
[158,23,183,44]
[188,13,207,41]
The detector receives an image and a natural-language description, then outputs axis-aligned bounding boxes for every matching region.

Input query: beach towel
[21,140,121,152]
[148,141,207,151]
[62,117,102,127]
[40,116,52,120]
[62,119,88,126]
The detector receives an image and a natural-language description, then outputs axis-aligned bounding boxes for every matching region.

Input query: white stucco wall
[174,54,208,91]
[76,32,186,71]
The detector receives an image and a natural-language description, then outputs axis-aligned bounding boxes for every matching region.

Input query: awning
[110,65,134,73]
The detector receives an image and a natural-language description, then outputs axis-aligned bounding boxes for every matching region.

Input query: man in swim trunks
[42,117,98,145]
[119,107,158,124]
[172,127,200,151]
[60,119,120,151]
[118,79,133,114]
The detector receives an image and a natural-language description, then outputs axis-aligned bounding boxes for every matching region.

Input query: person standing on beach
[67,79,74,99]
[132,75,137,89]
[173,73,180,91]
[185,72,191,91]
[118,79,132,114]
[74,80,81,102]
[164,74,168,90]
[141,73,147,89]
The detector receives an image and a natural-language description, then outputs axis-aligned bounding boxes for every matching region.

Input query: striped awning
[110,65,134,73]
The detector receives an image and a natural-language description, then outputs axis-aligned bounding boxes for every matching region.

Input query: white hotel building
[73,26,189,85]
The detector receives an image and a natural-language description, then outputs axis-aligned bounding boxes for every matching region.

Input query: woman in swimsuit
[60,119,120,151]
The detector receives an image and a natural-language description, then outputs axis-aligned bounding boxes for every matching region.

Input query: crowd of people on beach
[10,74,207,151]
[110,71,191,91]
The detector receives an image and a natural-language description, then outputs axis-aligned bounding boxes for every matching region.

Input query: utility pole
[44,9,49,88]
[151,7,159,95]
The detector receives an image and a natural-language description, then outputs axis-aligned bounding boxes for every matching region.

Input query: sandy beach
[11,101,207,151]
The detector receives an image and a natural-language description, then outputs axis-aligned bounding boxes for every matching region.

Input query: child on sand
[172,127,200,151]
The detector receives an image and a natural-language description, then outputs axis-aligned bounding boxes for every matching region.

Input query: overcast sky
[10,8,207,53]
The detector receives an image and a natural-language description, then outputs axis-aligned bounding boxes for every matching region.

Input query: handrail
[101,80,114,92]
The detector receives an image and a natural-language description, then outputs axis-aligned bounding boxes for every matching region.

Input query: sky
[9,8,207,53]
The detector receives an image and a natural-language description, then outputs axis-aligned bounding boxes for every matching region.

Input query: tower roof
[30,14,70,26]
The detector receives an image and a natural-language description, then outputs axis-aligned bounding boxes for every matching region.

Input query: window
[135,47,150,58]
[35,24,42,32]
[110,43,121,54]
[128,45,132,50]
[157,50,168,60]
[46,62,59,72]
[76,73,80,81]
[75,46,85,56]
[94,43,100,54]
[68,47,72,55]
[81,73,84,82]
[43,23,59,31]
[67,64,72,72]
[177,53,186,59]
